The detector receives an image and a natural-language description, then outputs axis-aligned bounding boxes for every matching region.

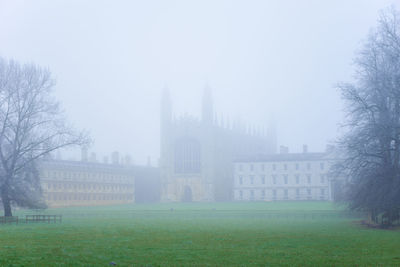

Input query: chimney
[111,151,120,165]
[81,146,88,162]
[125,155,132,165]
[303,144,308,153]
[90,152,97,162]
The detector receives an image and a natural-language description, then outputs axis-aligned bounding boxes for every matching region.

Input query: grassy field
[0,202,399,266]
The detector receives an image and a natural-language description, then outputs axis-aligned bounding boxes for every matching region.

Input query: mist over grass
[1,202,398,266]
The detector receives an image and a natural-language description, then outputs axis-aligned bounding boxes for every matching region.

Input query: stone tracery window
[174,138,201,174]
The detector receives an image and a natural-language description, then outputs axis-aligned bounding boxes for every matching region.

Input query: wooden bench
[25,214,62,223]
[0,216,19,224]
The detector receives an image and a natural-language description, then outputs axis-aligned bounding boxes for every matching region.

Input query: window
[250,190,254,199]
[284,175,288,184]
[284,164,288,171]
[320,188,325,195]
[307,189,311,195]
[307,163,311,170]
[250,175,254,185]
[296,188,300,197]
[284,189,288,199]
[262,190,265,199]
[239,164,243,171]
[272,164,276,171]
[239,176,243,185]
[307,174,311,184]
[239,190,243,199]
[320,175,325,184]
[250,164,254,172]
[273,189,277,198]
[261,164,265,171]
[174,138,201,174]
[261,175,265,184]
[295,163,299,170]
[320,162,325,170]
[295,175,300,184]
[272,175,277,185]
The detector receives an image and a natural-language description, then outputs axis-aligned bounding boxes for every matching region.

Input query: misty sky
[0,0,397,164]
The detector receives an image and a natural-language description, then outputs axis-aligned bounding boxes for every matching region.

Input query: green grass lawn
[0,202,399,266]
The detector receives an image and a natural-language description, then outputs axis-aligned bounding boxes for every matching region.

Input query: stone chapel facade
[159,86,277,202]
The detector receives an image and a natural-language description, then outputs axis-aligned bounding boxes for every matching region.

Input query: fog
[0,0,396,164]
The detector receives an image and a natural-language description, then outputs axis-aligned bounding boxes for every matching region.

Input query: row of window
[46,193,134,202]
[41,170,132,182]
[237,162,326,172]
[237,188,327,199]
[44,182,134,192]
[174,139,201,174]
[237,174,327,185]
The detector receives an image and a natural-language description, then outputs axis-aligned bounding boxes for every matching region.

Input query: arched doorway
[182,186,193,202]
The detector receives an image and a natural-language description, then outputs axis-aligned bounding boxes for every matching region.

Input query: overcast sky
[0,0,397,164]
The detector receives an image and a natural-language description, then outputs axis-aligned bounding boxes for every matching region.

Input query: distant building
[160,86,277,202]
[233,148,334,201]
[39,159,135,207]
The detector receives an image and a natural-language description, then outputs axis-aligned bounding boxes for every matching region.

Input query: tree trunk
[369,209,378,224]
[1,186,12,217]
[368,210,373,223]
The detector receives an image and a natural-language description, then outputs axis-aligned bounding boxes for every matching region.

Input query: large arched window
[174,138,201,174]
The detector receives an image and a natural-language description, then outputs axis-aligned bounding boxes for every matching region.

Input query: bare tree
[336,6,400,226]
[0,58,89,216]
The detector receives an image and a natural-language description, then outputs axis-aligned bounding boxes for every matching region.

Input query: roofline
[233,152,336,163]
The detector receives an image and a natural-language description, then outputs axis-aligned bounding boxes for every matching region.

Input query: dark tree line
[336,7,400,226]
[0,58,89,216]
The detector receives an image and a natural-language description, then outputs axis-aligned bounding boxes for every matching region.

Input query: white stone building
[233,150,335,201]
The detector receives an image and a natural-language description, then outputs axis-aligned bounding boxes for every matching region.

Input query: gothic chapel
[160,86,277,202]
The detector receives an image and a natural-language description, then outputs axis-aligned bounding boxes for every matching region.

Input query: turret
[81,146,88,162]
[161,85,172,129]
[160,85,172,189]
[202,85,213,125]
[266,116,277,153]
